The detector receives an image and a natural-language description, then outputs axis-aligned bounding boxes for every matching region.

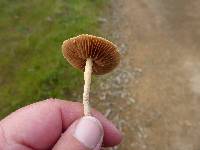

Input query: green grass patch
[0,0,107,118]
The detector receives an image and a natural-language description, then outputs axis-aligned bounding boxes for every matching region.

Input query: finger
[0,99,122,150]
[53,116,103,150]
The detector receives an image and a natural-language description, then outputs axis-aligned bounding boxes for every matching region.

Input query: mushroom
[62,34,120,116]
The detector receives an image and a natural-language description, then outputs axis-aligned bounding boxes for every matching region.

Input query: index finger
[0,99,122,149]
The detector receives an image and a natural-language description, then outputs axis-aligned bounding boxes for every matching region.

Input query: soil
[92,0,200,149]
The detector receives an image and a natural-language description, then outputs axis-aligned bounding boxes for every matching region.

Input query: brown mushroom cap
[62,34,120,75]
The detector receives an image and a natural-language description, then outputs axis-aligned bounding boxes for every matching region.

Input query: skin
[0,99,122,150]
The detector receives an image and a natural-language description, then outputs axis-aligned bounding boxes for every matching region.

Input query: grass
[0,0,107,118]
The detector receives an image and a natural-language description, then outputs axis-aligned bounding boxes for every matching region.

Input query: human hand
[0,99,122,150]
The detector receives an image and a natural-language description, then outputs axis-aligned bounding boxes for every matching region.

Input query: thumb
[53,116,104,150]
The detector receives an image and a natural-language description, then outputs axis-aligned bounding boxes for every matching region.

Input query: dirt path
[93,0,200,149]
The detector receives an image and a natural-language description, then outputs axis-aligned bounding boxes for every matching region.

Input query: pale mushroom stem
[83,58,93,116]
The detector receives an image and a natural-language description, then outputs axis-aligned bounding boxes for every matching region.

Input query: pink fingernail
[73,116,104,149]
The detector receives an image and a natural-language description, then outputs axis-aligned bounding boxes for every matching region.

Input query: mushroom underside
[62,34,120,75]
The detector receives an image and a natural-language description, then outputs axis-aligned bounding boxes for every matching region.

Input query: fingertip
[92,110,123,147]
[103,122,123,146]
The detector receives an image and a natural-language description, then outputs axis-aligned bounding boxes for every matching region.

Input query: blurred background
[0,0,106,117]
[1,0,200,150]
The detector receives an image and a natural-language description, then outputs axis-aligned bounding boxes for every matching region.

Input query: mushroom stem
[83,58,93,116]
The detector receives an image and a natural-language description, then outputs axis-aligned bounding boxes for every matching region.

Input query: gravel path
[92,0,200,149]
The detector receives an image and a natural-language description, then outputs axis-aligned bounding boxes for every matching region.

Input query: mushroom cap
[62,34,120,75]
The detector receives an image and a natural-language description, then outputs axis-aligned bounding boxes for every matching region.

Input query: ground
[92,0,200,149]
